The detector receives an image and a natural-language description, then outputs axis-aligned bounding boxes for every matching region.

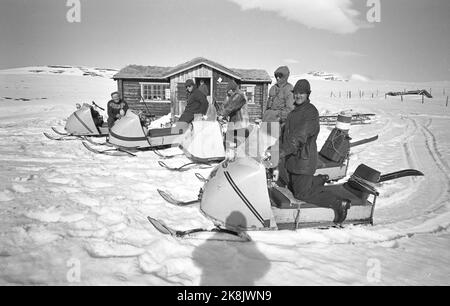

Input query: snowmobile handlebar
[91,101,105,111]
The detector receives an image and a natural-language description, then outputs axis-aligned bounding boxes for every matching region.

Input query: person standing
[262,66,294,124]
[178,79,209,124]
[198,80,209,97]
[107,92,129,129]
[219,80,249,129]
[219,80,250,152]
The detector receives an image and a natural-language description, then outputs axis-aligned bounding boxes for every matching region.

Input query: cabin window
[140,83,171,102]
[241,84,256,104]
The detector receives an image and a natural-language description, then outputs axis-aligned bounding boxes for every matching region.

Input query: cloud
[227,0,362,34]
[283,58,300,64]
[332,50,367,57]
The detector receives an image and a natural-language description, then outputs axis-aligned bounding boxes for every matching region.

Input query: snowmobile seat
[344,164,380,198]
[148,128,185,138]
[269,187,302,209]
[317,154,341,169]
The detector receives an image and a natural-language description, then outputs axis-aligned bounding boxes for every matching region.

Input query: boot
[333,200,351,224]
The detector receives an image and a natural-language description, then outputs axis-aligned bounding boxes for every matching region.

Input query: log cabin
[113,57,272,121]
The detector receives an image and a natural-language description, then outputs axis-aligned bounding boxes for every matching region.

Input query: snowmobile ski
[43,132,81,141]
[82,136,109,146]
[153,150,184,159]
[158,161,214,172]
[157,189,200,206]
[379,169,424,183]
[51,127,69,136]
[82,142,137,157]
[195,173,208,183]
[147,217,251,242]
[350,135,379,148]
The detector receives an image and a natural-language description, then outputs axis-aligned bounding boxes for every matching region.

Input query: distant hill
[0,65,119,78]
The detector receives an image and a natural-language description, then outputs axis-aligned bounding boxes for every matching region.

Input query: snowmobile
[149,155,424,240]
[155,111,378,174]
[44,102,108,141]
[148,113,422,240]
[239,112,378,181]
[82,110,227,161]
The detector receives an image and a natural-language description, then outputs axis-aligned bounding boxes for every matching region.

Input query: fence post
[446,96,449,107]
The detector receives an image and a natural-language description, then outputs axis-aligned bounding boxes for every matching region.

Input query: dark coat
[179,88,209,123]
[263,66,294,123]
[199,83,209,96]
[280,100,320,175]
[107,99,129,128]
[221,91,249,129]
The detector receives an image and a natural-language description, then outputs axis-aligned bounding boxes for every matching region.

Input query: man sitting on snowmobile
[278,79,350,223]
[107,92,129,129]
[178,79,209,125]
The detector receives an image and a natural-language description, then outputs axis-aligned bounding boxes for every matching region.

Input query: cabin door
[195,77,212,103]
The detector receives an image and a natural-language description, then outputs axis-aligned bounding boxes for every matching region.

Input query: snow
[0,67,449,285]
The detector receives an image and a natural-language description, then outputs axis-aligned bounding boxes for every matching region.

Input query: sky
[0,0,449,82]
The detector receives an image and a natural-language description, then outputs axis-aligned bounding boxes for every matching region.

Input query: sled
[319,113,376,126]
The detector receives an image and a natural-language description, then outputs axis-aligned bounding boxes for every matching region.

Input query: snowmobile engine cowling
[65,104,100,136]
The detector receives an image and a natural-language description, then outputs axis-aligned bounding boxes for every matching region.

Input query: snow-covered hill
[0,67,449,285]
[0,65,118,79]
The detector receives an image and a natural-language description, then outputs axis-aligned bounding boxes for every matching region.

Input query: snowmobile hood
[200,157,276,231]
[65,104,99,136]
[108,111,150,148]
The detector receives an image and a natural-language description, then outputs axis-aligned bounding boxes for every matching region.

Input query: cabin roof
[113,57,272,82]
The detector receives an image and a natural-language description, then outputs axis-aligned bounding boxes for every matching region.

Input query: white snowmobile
[44,102,108,141]
[149,155,424,240]
[148,113,422,240]
[82,110,227,161]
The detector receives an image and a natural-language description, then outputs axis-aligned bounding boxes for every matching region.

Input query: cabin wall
[118,79,171,117]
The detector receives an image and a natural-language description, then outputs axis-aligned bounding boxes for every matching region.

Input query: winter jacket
[263,66,294,123]
[178,88,209,123]
[107,99,129,128]
[199,83,209,96]
[280,100,320,175]
[221,90,250,130]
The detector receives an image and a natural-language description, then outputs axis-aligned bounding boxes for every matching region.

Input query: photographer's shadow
[192,211,271,286]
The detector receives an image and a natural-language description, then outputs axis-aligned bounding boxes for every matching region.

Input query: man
[263,66,294,124]
[219,81,250,150]
[220,80,249,129]
[107,92,129,128]
[279,79,350,223]
[198,80,209,97]
[178,79,209,124]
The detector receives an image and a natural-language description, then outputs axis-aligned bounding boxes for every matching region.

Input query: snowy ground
[0,68,449,285]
